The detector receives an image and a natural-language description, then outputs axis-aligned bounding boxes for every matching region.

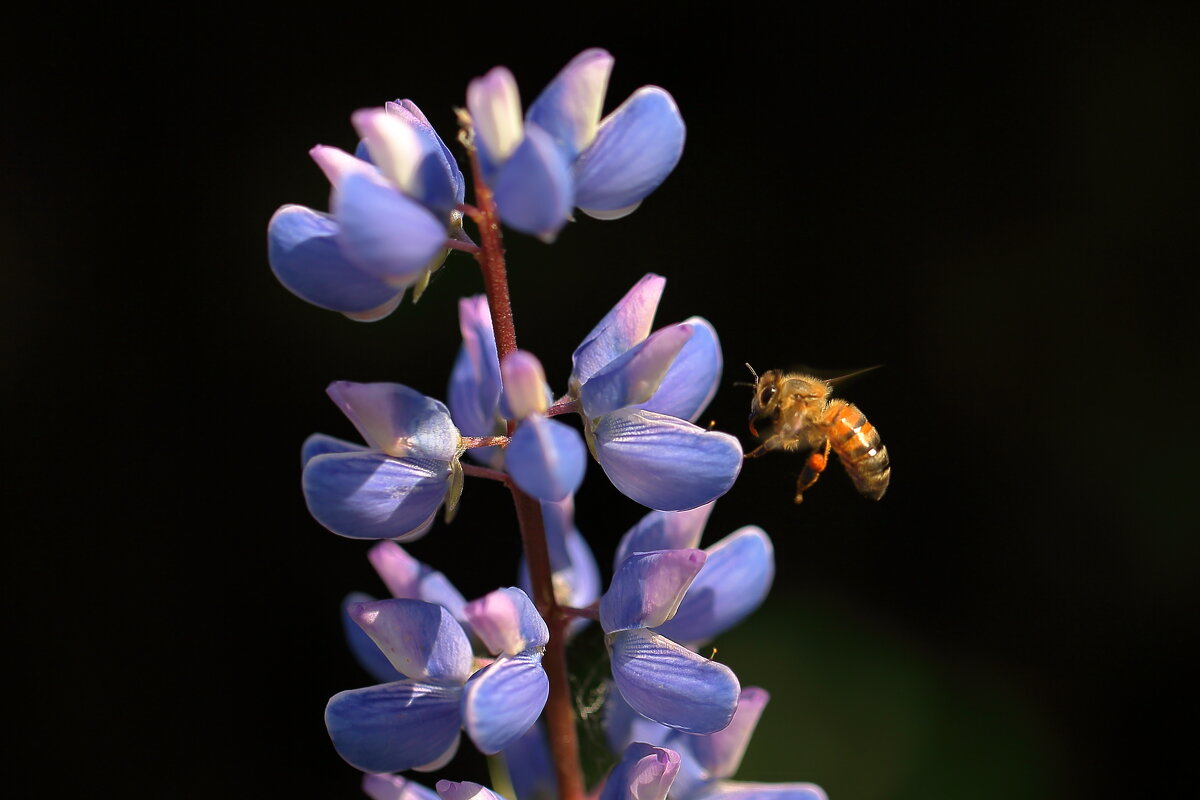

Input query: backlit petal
[633,317,722,422]
[527,48,614,160]
[575,87,685,216]
[501,350,550,420]
[342,591,405,684]
[363,773,443,800]
[347,598,473,682]
[613,503,714,570]
[599,742,680,800]
[367,541,467,621]
[591,409,742,512]
[352,107,428,197]
[267,204,400,314]
[608,628,739,734]
[464,587,548,656]
[326,382,461,460]
[462,650,549,754]
[325,680,462,774]
[580,323,693,419]
[467,66,524,168]
[653,527,774,646]
[437,781,510,800]
[303,451,450,541]
[601,550,707,633]
[571,274,665,386]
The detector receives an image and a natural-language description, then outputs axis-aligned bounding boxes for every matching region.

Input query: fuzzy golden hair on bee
[744,364,890,503]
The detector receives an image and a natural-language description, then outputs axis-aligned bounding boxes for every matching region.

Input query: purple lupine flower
[600,548,741,734]
[569,273,742,511]
[326,588,549,774]
[606,689,827,800]
[613,503,775,649]
[599,742,682,800]
[268,100,467,320]
[448,296,504,468]
[501,350,587,503]
[364,774,442,800]
[436,781,510,800]
[302,382,465,541]
[468,48,685,240]
[342,542,470,683]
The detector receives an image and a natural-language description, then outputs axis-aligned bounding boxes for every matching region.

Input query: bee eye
[759,385,776,406]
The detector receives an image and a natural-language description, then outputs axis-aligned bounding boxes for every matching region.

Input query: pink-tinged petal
[571,274,665,386]
[527,48,614,160]
[601,550,706,633]
[352,107,426,196]
[302,451,449,541]
[689,687,770,781]
[342,591,405,684]
[575,87,685,217]
[580,323,693,419]
[608,628,740,734]
[363,774,442,800]
[591,409,742,512]
[348,598,473,682]
[368,541,467,620]
[506,416,588,502]
[633,317,722,423]
[462,650,549,755]
[599,742,681,800]
[326,680,462,774]
[326,382,461,461]
[493,124,573,241]
[267,204,402,315]
[613,503,714,570]
[653,528,774,646]
[464,587,548,656]
[467,66,524,168]
[387,99,466,208]
[501,350,550,419]
[309,144,376,187]
[699,783,828,800]
[334,172,448,285]
[437,781,510,800]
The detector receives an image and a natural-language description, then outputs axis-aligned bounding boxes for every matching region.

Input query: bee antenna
[733,363,759,389]
[828,364,884,385]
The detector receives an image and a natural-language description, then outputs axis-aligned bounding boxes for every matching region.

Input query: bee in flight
[744,365,890,503]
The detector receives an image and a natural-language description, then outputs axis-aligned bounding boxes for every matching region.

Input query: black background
[6,3,1197,797]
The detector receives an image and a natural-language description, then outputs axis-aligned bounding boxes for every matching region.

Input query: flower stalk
[463,113,585,800]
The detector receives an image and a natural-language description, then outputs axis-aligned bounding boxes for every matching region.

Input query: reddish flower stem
[462,125,585,800]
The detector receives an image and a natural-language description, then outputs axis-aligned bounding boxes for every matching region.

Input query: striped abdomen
[823,400,890,500]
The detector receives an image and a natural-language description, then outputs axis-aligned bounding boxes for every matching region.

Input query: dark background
[6,3,1197,797]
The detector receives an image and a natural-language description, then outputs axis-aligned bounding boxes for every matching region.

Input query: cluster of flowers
[269,48,827,800]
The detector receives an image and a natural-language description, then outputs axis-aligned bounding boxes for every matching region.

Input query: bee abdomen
[825,401,891,500]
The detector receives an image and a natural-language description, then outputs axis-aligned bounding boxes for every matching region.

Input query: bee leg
[794,440,831,503]
[744,436,780,459]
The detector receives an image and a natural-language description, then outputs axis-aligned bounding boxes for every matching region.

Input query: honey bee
[745,365,890,503]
